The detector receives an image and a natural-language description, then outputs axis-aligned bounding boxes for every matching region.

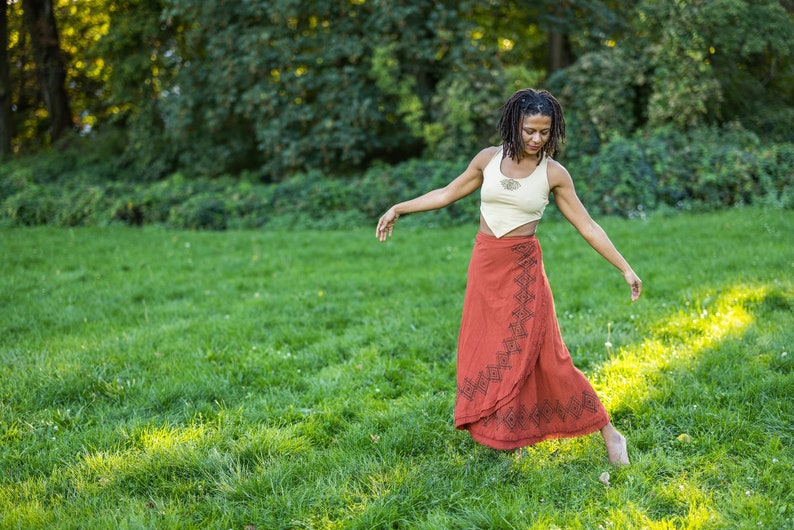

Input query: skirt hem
[466,416,610,451]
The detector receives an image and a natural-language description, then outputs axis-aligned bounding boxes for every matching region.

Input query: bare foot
[601,423,630,466]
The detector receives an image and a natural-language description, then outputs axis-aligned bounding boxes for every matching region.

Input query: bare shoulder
[546,157,574,190]
[470,146,501,170]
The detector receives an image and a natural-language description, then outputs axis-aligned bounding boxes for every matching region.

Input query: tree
[473,0,628,75]
[5,0,792,180]
[162,0,499,180]
[0,0,13,157]
[694,0,794,138]
[21,0,73,143]
[549,0,794,151]
[86,0,181,179]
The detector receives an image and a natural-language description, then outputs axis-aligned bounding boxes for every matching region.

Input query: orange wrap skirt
[454,232,609,450]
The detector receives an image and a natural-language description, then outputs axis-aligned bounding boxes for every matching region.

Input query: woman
[376,88,641,465]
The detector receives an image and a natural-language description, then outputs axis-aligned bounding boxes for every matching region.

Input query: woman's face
[520,114,552,157]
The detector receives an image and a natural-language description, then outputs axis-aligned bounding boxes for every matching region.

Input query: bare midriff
[479,215,539,238]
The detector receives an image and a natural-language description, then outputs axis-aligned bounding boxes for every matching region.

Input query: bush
[757,142,794,209]
[568,124,791,217]
[0,126,790,229]
[356,158,476,223]
[576,135,659,217]
[0,157,475,230]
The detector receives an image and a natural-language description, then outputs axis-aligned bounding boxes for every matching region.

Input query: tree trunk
[22,0,72,143]
[0,1,13,157]
[547,30,573,73]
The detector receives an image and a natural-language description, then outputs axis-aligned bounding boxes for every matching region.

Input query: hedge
[1,125,791,230]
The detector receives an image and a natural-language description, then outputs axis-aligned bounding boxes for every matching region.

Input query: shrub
[568,124,791,216]
[169,195,229,230]
[357,158,477,225]
[0,127,790,229]
[2,183,56,226]
[576,135,659,217]
[758,142,794,208]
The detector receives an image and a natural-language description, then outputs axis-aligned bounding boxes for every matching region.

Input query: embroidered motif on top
[480,390,601,432]
[500,178,521,191]
[459,241,537,402]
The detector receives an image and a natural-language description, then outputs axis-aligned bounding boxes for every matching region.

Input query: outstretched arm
[376,147,495,242]
[549,162,642,301]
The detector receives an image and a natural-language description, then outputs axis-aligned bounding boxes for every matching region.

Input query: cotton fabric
[454,232,609,450]
[480,148,550,237]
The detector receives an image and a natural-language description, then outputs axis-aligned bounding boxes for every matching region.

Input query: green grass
[1,208,792,529]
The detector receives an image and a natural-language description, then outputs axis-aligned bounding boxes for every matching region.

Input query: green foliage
[569,125,794,216]
[575,134,659,217]
[0,156,476,230]
[357,158,479,228]
[160,0,492,179]
[2,124,792,228]
[369,43,426,139]
[689,0,794,134]
[551,0,794,150]
[9,0,793,187]
[4,0,793,225]
[549,46,647,152]
[637,1,725,128]
[1,210,792,527]
[85,0,181,180]
[423,67,510,161]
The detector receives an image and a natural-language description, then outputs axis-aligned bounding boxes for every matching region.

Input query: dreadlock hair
[497,88,566,161]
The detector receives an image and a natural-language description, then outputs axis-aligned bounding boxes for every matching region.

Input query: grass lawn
[1,208,792,529]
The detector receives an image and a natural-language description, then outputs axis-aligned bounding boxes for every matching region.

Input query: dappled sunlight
[594,284,767,408]
[138,422,211,453]
[0,477,49,524]
[652,285,765,351]
[608,499,715,529]
[296,460,415,527]
[586,284,776,527]
[345,466,404,519]
[76,450,134,491]
[49,420,317,505]
[63,421,228,498]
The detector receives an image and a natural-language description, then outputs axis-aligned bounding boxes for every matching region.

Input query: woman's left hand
[624,270,642,301]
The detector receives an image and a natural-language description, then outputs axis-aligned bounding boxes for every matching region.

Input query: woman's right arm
[376,147,495,241]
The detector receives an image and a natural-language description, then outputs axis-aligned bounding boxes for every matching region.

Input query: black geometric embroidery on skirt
[481,391,601,432]
[460,241,537,401]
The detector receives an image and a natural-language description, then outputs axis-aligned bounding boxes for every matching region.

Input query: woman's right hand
[376,208,399,242]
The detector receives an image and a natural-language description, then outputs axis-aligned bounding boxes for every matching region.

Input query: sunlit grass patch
[595,283,766,409]
[591,277,793,528]
[653,284,763,345]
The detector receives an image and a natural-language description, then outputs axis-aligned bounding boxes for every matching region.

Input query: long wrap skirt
[454,232,610,450]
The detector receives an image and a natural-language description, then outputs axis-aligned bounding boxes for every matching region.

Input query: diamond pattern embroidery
[458,241,538,402]
[488,392,602,432]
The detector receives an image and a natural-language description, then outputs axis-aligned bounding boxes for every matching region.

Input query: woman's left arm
[549,162,642,301]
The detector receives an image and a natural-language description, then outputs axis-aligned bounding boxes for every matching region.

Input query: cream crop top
[480,147,550,238]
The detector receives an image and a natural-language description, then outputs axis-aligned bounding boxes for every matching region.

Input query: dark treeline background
[1,0,793,228]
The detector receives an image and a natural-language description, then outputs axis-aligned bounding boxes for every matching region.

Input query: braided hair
[497,88,566,161]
